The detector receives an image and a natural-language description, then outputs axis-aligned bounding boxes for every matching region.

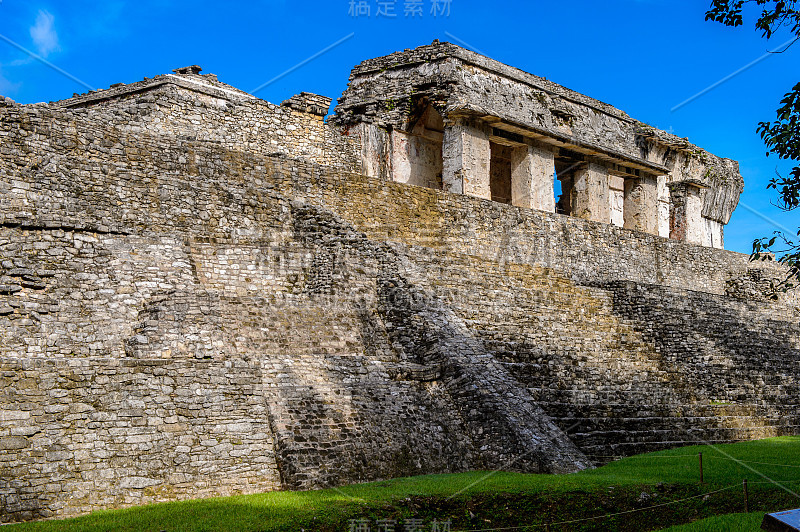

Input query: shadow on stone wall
[594,281,800,453]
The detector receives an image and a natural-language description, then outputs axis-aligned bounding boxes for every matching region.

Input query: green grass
[658,512,765,531]
[581,435,800,486]
[8,437,800,531]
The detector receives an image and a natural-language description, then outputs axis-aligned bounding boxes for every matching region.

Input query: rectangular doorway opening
[398,104,445,190]
[490,141,512,205]
[555,150,585,216]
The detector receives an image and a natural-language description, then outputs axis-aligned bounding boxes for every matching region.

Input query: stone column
[623,175,658,234]
[442,118,491,199]
[609,175,625,227]
[657,176,671,238]
[511,141,555,213]
[704,218,724,249]
[571,162,610,224]
[669,182,705,245]
[359,123,390,180]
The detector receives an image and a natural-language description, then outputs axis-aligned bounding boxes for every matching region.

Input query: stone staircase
[390,244,800,460]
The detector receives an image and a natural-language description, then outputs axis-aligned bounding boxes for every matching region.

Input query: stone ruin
[333,41,742,249]
[0,41,797,522]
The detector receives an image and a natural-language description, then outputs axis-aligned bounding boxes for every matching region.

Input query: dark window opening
[553,177,564,212]
[554,151,585,216]
[490,141,513,205]
[555,161,574,216]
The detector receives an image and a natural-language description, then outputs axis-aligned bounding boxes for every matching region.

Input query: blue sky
[0,0,798,254]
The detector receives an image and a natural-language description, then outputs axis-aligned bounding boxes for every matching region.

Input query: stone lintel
[447,109,670,177]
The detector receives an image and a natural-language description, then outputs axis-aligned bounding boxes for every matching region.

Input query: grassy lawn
[659,512,765,531]
[7,437,800,531]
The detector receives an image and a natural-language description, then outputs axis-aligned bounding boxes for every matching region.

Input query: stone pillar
[657,176,670,238]
[623,175,658,234]
[571,162,610,224]
[442,118,491,199]
[669,182,705,245]
[609,175,625,227]
[359,123,390,180]
[511,141,555,213]
[704,218,724,249]
[389,130,443,189]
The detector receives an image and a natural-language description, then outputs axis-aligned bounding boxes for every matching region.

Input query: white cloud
[30,10,60,57]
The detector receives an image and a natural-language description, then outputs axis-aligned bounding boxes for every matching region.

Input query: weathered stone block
[443,118,490,198]
[571,163,610,224]
[511,142,555,213]
[0,436,30,450]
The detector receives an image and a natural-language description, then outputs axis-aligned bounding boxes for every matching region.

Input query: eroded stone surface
[0,43,796,524]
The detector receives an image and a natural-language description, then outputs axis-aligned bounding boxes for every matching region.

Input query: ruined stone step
[571,426,800,447]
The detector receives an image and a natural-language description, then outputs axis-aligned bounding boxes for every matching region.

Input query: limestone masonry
[0,41,798,522]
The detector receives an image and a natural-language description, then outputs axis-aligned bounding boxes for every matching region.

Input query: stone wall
[281,166,799,458]
[55,76,361,172]
[1,79,798,523]
[281,157,794,303]
[0,358,279,521]
[0,99,589,521]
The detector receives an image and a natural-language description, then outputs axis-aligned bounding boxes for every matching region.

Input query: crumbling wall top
[50,65,257,109]
[281,92,333,117]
